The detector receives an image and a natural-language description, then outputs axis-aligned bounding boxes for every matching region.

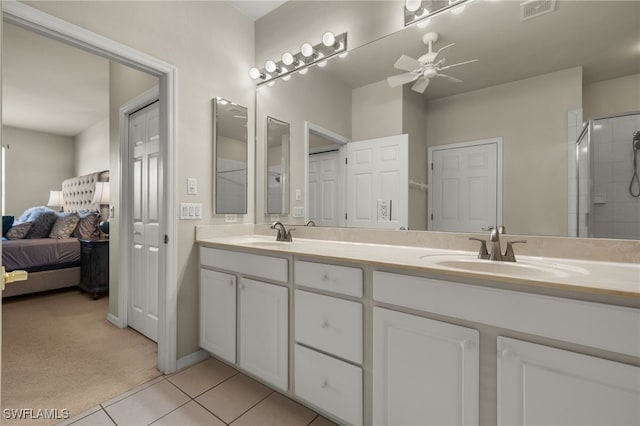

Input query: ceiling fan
[387,32,478,93]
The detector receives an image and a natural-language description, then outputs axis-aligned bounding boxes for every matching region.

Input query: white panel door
[308,151,340,227]
[498,337,640,426]
[346,134,408,229]
[199,269,236,364]
[239,278,288,391]
[429,139,501,232]
[129,101,161,342]
[374,307,479,426]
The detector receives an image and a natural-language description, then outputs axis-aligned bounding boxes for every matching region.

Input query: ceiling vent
[520,0,556,21]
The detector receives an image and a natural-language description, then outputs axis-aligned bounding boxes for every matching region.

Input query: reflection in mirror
[255,0,640,238]
[214,97,247,214]
[266,117,290,214]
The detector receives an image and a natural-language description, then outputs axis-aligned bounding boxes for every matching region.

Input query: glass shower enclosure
[576,111,640,239]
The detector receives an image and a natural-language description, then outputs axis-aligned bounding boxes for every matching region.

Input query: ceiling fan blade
[394,54,421,71]
[435,73,463,83]
[387,72,419,88]
[411,77,430,93]
[435,42,455,56]
[438,58,478,71]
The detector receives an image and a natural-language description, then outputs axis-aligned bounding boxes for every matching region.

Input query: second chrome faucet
[470,226,526,262]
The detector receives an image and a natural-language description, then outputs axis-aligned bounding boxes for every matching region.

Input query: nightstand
[79,239,109,299]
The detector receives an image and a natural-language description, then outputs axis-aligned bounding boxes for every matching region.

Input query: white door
[498,337,640,426]
[239,278,288,391]
[308,151,340,227]
[128,101,161,342]
[374,307,479,426]
[346,134,408,229]
[429,138,502,232]
[199,269,236,364]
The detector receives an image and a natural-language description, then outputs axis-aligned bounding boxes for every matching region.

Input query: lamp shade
[92,182,110,205]
[47,190,64,207]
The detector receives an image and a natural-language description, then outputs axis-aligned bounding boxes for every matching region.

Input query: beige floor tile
[69,409,114,426]
[195,373,273,423]
[56,405,102,426]
[167,357,238,397]
[101,376,166,408]
[104,380,190,426]
[151,401,225,426]
[309,415,339,426]
[230,392,317,426]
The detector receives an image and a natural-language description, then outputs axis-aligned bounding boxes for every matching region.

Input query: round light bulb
[281,66,290,81]
[318,61,328,68]
[300,42,314,58]
[282,52,294,66]
[249,67,262,80]
[264,60,277,73]
[299,67,309,75]
[406,0,422,12]
[322,31,336,47]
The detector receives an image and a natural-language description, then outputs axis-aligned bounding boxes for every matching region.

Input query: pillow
[72,211,100,240]
[17,206,54,224]
[6,222,32,240]
[2,216,14,236]
[26,211,59,239]
[49,213,80,239]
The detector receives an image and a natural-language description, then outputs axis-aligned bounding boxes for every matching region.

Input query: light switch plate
[225,214,237,223]
[180,202,202,219]
[293,206,304,218]
[295,189,302,201]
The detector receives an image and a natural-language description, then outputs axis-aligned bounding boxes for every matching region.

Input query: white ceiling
[2,23,110,137]
[226,0,287,21]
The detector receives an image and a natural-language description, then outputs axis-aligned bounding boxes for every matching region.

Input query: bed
[2,170,109,298]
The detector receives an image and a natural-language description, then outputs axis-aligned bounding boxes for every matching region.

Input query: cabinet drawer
[374,271,640,357]
[200,246,288,283]
[295,290,362,364]
[295,344,362,425]
[295,260,362,297]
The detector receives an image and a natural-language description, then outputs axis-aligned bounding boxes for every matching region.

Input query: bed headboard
[61,170,109,213]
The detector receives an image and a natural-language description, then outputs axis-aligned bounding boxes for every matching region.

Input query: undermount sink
[420,254,590,278]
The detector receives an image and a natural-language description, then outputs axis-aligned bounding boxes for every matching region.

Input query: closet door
[128,101,161,342]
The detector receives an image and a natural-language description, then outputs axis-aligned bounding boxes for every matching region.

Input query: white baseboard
[177,349,210,371]
[107,313,124,328]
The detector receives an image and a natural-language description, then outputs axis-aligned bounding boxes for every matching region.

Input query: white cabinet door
[498,337,640,426]
[199,269,236,364]
[373,307,479,426]
[239,278,288,391]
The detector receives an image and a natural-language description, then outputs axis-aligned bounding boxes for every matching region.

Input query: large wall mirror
[266,116,290,215]
[214,96,248,214]
[255,0,640,239]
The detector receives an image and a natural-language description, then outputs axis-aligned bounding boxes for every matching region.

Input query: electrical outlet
[225,214,237,223]
[293,206,304,218]
[187,177,197,195]
[270,215,280,222]
[295,189,302,201]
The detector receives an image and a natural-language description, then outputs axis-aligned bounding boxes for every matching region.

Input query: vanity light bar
[404,0,472,26]
[249,32,348,86]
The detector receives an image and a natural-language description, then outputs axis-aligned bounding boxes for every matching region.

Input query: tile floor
[57,357,337,426]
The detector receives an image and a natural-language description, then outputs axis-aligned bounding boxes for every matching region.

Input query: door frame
[427,137,503,231]
[304,122,349,226]
[116,86,159,339]
[3,2,178,373]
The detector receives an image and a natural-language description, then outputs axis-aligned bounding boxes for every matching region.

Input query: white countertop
[197,234,640,299]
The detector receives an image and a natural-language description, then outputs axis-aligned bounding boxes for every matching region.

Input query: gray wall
[2,126,75,217]
[75,117,109,176]
[583,73,640,120]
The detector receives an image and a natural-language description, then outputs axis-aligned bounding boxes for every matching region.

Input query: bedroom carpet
[1,289,160,425]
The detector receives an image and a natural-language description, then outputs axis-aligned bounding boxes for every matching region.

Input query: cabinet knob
[321,273,329,281]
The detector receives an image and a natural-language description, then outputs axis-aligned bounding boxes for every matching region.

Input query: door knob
[2,267,28,291]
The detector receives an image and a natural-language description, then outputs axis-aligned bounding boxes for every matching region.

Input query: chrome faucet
[305,219,316,227]
[469,225,526,262]
[270,221,293,242]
